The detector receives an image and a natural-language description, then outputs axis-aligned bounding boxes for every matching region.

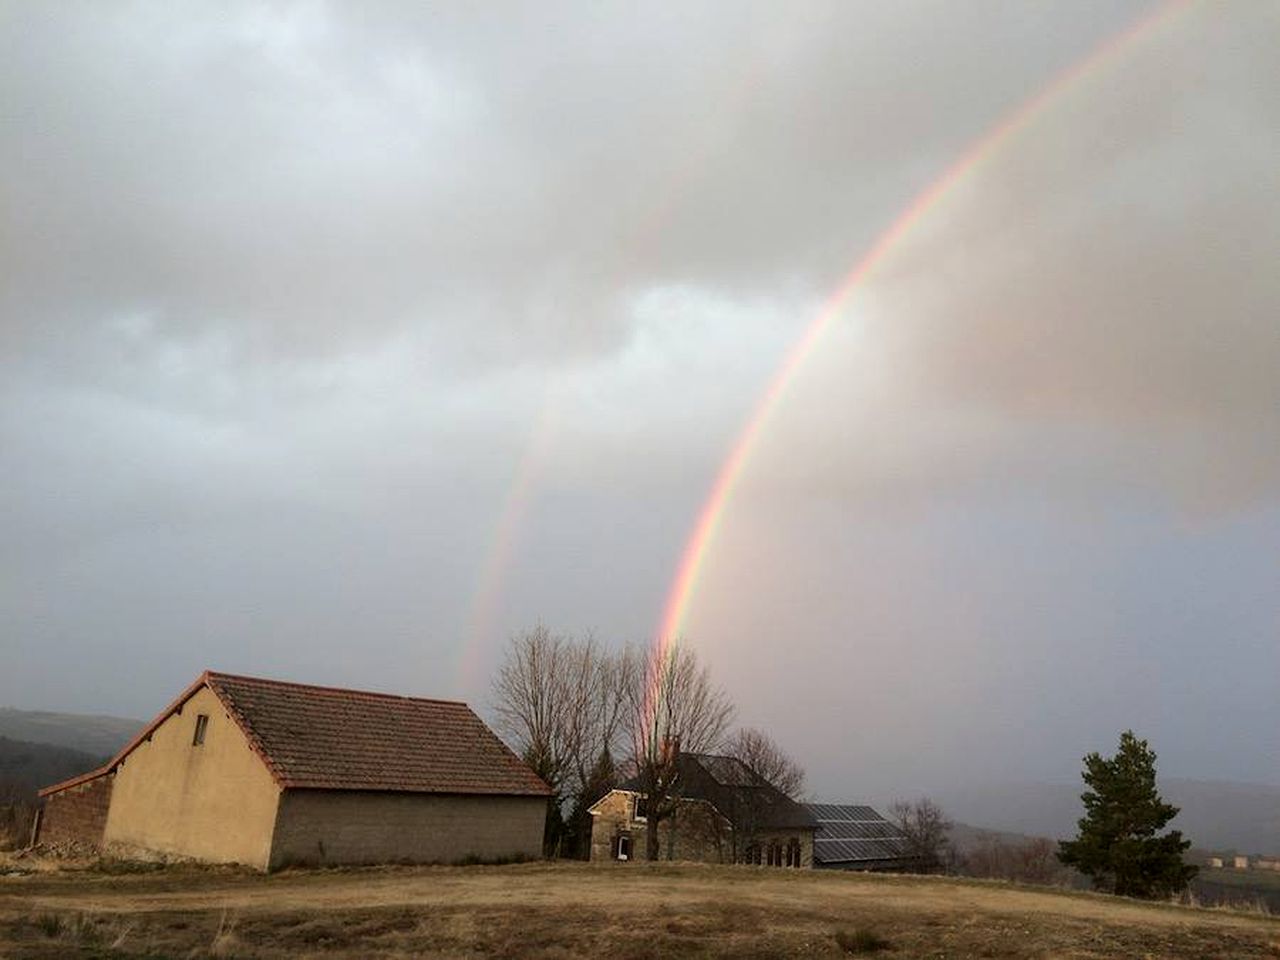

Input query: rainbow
[457,401,562,693]
[456,55,771,694]
[653,0,1193,656]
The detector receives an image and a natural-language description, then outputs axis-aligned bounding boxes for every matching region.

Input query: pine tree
[1057,730,1197,898]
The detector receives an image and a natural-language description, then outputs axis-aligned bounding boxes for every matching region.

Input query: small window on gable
[193,713,209,746]
[633,794,649,821]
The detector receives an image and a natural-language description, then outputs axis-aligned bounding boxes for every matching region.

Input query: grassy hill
[0,861,1276,958]
[0,710,141,760]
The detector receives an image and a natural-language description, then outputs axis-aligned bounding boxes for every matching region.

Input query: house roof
[40,670,551,799]
[804,802,911,864]
[622,753,817,832]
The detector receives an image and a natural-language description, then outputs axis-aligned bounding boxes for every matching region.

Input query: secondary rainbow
[653,0,1194,654]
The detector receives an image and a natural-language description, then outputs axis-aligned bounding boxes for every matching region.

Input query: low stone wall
[38,774,113,848]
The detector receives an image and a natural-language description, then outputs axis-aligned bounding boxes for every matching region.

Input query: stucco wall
[103,685,280,869]
[38,774,114,848]
[269,790,547,868]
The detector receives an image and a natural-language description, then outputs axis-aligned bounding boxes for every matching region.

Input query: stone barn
[588,752,817,867]
[36,671,550,870]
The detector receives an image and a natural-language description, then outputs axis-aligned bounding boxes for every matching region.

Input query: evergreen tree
[1057,730,1197,898]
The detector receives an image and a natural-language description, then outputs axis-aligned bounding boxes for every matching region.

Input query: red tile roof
[41,671,550,798]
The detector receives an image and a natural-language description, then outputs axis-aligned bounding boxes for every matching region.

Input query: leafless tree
[955,832,1075,886]
[491,626,638,856]
[726,727,806,799]
[890,796,953,873]
[491,625,573,796]
[624,642,735,861]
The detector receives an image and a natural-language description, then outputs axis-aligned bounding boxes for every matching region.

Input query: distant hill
[937,779,1280,856]
[0,708,141,759]
[0,736,105,798]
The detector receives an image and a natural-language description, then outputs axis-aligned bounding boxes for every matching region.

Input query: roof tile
[206,672,551,797]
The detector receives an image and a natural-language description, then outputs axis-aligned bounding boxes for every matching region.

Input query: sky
[3,1,1278,799]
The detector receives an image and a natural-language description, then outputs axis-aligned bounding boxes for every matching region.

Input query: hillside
[0,738,104,798]
[0,710,140,760]
[938,778,1280,855]
[1,861,1276,958]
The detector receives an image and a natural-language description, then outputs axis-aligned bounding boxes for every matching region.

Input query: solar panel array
[806,803,883,821]
[804,803,911,865]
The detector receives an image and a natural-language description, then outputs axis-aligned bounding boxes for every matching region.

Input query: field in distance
[2,859,1278,959]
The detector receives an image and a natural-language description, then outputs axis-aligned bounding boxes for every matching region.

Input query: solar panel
[816,821,904,841]
[803,801,912,864]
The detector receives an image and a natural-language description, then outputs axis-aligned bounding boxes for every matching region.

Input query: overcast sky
[3,1,1277,798]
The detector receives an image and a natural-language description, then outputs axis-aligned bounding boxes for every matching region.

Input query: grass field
[2,859,1278,959]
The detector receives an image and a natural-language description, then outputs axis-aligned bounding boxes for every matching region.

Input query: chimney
[661,735,681,765]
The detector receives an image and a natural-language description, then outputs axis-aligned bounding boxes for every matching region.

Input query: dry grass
[1,859,1278,958]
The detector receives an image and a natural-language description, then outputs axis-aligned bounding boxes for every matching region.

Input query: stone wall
[740,828,815,869]
[269,790,547,869]
[38,774,113,848]
[590,789,814,866]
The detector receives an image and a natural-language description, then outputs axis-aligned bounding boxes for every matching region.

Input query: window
[743,842,762,865]
[787,837,802,868]
[192,713,209,746]
[633,794,649,822]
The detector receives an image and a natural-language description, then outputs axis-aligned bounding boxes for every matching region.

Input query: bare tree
[491,625,572,794]
[624,642,735,861]
[559,637,638,856]
[491,626,637,857]
[890,797,953,873]
[726,727,806,799]
[955,832,1074,886]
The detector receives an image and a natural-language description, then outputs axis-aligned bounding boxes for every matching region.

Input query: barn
[36,671,550,870]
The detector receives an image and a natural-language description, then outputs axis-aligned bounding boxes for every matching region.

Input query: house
[804,803,913,871]
[588,752,817,866]
[35,671,550,870]
[1234,855,1250,869]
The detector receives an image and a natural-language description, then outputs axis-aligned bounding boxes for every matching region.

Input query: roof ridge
[205,670,469,707]
[43,670,552,800]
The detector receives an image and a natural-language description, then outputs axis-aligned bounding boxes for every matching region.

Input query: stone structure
[588,752,816,867]
[38,671,550,870]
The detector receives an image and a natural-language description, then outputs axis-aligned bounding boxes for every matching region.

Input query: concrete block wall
[37,775,113,848]
[269,789,547,869]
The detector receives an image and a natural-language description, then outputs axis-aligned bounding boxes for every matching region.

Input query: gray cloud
[2,1,1276,796]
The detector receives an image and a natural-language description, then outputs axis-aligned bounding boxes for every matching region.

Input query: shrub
[35,913,64,938]
[835,927,893,953]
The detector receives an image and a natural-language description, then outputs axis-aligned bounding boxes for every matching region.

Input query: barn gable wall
[268,790,547,868]
[102,685,280,868]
